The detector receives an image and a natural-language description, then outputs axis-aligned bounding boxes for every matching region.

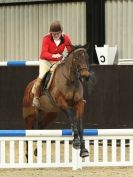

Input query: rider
[32,20,72,107]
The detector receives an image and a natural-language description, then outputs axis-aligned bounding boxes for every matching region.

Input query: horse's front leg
[78,118,89,157]
[55,95,81,149]
[65,108,81,149]
[74,99,89,157]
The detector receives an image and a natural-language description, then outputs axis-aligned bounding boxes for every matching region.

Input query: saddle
[41,71,51,90]
[41,62,60,90]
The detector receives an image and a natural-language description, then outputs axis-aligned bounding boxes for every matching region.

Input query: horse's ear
[84,43,90,50]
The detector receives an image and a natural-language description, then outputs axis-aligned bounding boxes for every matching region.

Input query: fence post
[72,147,82,170]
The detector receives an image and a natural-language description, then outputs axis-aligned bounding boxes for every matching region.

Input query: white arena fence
[0,129,133,170]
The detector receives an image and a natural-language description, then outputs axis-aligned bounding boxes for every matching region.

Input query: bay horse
[23,45,91,158]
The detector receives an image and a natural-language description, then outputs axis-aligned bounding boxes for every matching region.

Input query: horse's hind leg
[24,114,37,161]
[34,112,58,156]
[27,118,40,157]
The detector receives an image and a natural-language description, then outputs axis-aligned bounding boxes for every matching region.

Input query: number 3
[100,55,105,63]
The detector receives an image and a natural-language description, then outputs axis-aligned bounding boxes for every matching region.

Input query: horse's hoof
[73,138,81,149]
[34,148,37,156]
[80,148,89,158]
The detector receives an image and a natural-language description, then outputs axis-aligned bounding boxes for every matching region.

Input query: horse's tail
[23,79,36,107]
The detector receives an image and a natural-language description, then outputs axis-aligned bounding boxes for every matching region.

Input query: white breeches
[38,59,57,79]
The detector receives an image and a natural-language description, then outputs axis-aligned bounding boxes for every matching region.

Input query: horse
[23,45,92,158]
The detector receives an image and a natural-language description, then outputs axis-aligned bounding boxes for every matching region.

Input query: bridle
[72,47,89,73]
[62,47,89,82]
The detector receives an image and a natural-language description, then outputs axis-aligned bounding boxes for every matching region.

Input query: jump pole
[0,60,39,66]
[0,129,133,136]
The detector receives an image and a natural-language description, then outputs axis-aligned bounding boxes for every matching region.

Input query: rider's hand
[52,54,62,59]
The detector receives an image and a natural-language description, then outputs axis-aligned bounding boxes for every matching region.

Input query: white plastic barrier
[95,45,117,65]
[0,129,133,170]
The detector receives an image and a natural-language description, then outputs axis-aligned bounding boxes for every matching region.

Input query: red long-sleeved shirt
[40,33,72,61]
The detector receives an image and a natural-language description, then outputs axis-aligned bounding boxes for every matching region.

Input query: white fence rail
[0,129,133,170]
[118,59,133,65]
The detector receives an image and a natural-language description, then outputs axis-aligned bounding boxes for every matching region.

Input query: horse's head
[72,46,90,81]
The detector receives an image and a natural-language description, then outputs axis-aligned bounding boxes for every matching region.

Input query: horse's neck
[64,54,73,68]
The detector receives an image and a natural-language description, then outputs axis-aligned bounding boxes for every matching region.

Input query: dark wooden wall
[0,65,133,129]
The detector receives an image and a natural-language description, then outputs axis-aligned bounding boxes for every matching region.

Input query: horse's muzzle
[80,69,90,79]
